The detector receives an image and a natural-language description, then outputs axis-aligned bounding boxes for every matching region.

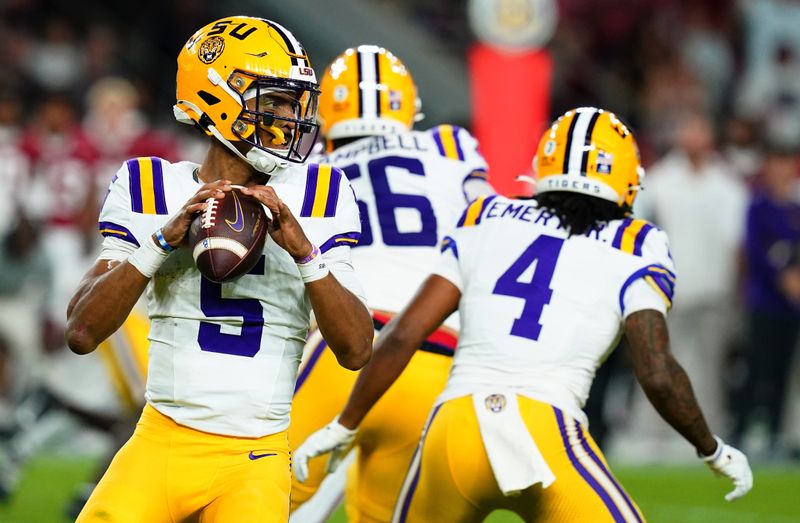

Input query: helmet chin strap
[208,123,287,175]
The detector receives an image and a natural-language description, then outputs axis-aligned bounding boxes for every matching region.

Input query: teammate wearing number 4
[295,107,753,522]
[65,16,372,523]
[289,46,493,522]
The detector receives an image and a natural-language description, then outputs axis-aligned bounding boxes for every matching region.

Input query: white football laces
[201,198,218,229]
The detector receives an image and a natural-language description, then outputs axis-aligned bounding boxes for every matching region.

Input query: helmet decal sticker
[199,36,225,64]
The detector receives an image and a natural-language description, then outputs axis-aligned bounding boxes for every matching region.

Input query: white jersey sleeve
[427,125,487,173]
[432,194,499,294]
[433,234,463,291]
[97,158,174,260]
[294,163,366,305]
[615,221,677,318]
[426,125,491,200]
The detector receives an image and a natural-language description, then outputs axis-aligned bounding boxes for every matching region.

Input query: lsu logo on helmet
[318,45,422,142]
[198,36,225,64]
[533,107,644,210]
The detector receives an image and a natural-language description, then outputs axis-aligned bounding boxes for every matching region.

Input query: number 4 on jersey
[492,235,564,341]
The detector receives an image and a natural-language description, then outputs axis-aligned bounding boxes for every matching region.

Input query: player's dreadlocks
[533,192,629,237]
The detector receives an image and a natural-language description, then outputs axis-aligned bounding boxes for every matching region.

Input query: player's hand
[240,185,313,260]
[160,180,232,247]
[700,436,753,501]
[292,417,357,483]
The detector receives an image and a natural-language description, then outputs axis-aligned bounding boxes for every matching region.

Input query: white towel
[472,390,555,496]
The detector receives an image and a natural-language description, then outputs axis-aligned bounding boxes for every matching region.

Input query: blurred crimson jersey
[90,126,179,189]
[20,125,100,228]
[0,127,30,237]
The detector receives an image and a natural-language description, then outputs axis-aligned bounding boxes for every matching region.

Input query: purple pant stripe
[574,420,642,522]
[293,338,327,394]
[397,403,443,523]
[554,407,626,523]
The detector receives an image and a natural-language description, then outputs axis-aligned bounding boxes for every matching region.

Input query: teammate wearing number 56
[289,46,493,523]
[65,16,372,523]
[295,107,753,522]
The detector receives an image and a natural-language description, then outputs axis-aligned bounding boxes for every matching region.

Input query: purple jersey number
[492,235,564,341]
[342,156,437,247]
[197,256,266,357]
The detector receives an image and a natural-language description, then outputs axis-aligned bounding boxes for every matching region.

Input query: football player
[294,107,753,522]
[290,46,493,522]
[65,16,372,523]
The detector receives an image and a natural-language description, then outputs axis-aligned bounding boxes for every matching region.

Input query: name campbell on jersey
[316,124,488,328]
[434,195,676,424]
[98,156,363,437]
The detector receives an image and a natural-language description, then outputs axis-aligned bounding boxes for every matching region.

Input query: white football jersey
[316,125,490,329]
[97,156,363,437]
[433,195,676,424]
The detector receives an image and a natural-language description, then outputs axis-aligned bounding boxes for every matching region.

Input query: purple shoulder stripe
[300,164,320,217]
[98,221,140,247]
[319,232,361,253]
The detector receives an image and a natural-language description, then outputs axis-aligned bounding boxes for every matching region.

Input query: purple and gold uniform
[392,195,674,522]
[78,155,363,523]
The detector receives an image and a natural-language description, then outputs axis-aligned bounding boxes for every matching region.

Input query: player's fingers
[326,450,344,474]
[200,179,232,191]
[252,193,282,217]
[184,202,207,215]
[725,475,752,501]
[725,486,745,502]
[241,186,283,208]
[191,188,226,204]
[293,455,308,483]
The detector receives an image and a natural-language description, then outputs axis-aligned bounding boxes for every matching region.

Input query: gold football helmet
[318,45,421,141]
[174,16,320,173]
[533,107,644,209]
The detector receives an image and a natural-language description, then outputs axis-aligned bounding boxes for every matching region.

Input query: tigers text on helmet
[318,45,421,142]
[533,107,645,210]
[174,16,320,174]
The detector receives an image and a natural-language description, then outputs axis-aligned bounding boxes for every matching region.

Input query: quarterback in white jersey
[296,107,752,522]
[290,46,493,523]
[98,156,363,436]
[65,17,372,523]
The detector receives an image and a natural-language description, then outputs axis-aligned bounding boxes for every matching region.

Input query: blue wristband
[155,228,176,252]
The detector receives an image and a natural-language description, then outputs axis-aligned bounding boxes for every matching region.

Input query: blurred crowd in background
[0,0,798,482]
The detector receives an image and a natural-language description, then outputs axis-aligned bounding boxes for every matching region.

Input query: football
[188,187,269,283]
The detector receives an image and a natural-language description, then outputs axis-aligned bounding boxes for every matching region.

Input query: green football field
[1,456,797,522]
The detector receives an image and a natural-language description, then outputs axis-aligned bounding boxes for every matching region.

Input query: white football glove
[293,417,357,484]
[700,436,753,501]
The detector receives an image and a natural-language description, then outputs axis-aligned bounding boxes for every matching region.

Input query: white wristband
[296,245,329,283]
[128,236,171,278]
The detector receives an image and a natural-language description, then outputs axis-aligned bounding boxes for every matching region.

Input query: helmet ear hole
[198,113,215,131]
[198,91,221,106]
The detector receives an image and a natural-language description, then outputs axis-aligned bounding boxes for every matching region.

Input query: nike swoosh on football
[249,451,277,460]
[226,191,245,232]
